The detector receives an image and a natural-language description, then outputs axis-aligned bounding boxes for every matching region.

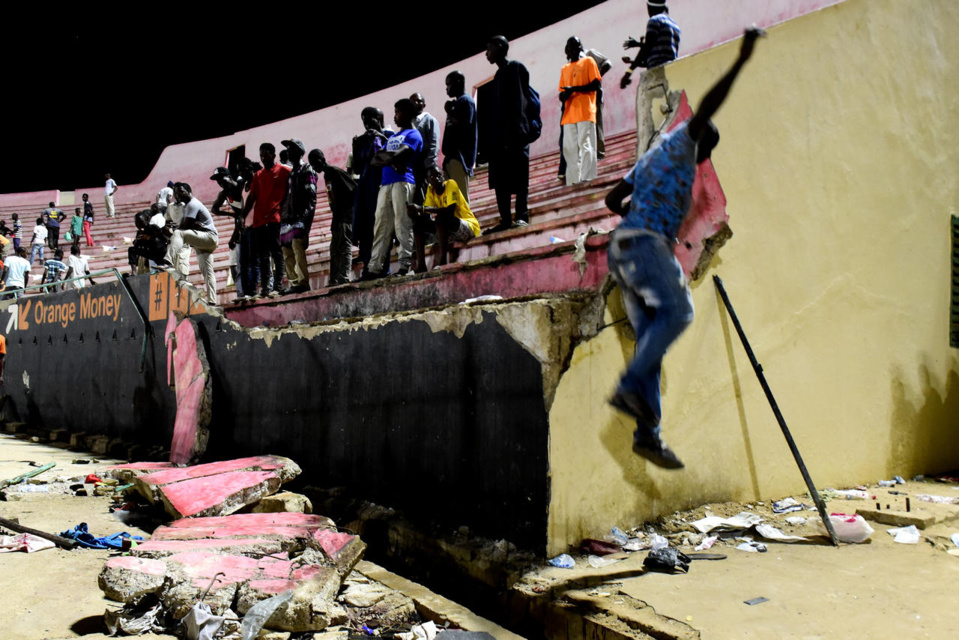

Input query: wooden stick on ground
[0,516,77,550]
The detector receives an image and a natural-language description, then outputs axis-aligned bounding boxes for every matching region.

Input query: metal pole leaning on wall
[713,275,840,547]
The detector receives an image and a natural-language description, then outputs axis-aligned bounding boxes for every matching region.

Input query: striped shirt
[645,13,681,68]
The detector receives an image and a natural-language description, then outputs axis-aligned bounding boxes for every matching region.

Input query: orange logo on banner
[149,272,201,322]
[18,300,31,331]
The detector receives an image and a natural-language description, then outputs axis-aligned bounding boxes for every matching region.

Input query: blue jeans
[30,243,44,265]
[608,231,694,433]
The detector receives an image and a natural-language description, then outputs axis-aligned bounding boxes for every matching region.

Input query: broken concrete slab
[102,549,345,631]
[131,537,288,558]
[166,314,212,465]
[100,461,177,484]
[98,556,168,602]
[151,513,335,543]
[249,490,313,514]
[315,528,367,576]
[158,470,283,519]
[134,455,300,504]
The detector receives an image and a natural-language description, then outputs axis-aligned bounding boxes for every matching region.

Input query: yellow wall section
[548,0,959,554]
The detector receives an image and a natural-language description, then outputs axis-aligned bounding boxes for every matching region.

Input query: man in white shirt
[64,245,95,290]
[162,183,219,304]
[105,173,119,218]
[3,247,32,298]
[156,181,174,213]
[30,217,48,265]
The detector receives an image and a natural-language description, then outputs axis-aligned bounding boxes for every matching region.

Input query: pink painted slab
[159,470,279,518]
[102,462,178,472]
[165,513,332,529]
[134,538,286,556]
[151,524,325,541]
[139,456,292,488]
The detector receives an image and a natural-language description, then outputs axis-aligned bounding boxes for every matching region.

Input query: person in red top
[0,331,6,386]
[241,142,291,297]
[559,36,602,186]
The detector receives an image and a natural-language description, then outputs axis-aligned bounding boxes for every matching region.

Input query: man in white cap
[621,0,681,89]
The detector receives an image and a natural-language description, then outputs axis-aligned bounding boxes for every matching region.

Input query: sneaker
[268,290,281,298]
[510,220,528,229]
[632,429,684,469]
[609,391,659,427]
[390,267,410,278]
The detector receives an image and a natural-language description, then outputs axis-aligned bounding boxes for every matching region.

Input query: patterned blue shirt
[618,122,697,239]
[645,13,681,68]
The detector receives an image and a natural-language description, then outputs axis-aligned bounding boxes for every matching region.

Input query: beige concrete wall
[548,0,959,554]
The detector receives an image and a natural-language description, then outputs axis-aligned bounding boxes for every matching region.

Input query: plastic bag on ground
[182,602,226,640]
[0,533,55,553]
[644,547,690,573]
[817,513,873,543]
[886,525,921,544]
[548,553,575,569]
[239,590,294,640]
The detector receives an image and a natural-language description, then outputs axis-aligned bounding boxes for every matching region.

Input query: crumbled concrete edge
[356,560,525,640]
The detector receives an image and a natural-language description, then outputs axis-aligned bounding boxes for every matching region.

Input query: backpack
[524,83,543,145]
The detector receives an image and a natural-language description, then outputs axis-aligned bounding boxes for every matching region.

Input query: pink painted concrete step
[136,455,301,495]
[132,537,286,558]
[158,469,282,519]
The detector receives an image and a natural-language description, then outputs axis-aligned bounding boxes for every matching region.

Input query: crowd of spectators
[1,5,682,305]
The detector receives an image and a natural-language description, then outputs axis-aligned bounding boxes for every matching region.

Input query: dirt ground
[0,435,174,640]
[522,488,959,639]
[4,432,959,640]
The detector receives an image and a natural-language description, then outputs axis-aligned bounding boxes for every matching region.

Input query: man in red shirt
[241,143,291,297]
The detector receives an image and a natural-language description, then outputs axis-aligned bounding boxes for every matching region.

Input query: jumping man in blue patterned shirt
[605,27,764,469]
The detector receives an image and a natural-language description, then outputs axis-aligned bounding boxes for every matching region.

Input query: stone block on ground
[85,435,110,454]
[314,528,367,576]
[856,507,937,529]
[68,431,87,448]
[250,491,313,514]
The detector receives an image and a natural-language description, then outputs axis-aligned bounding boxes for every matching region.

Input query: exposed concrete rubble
[131,455,301,518]
[99,511,366,632]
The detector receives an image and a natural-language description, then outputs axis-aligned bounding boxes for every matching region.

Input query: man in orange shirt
[559,36,602,186]
[0,331,6,386]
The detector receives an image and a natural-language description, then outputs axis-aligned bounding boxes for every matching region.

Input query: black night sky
[1,2,607,195]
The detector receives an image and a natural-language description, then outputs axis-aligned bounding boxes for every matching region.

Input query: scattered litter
[397,621,438,640]
[894,476,906,484]
[581,539,621,556]
[649,533,669,551]
[608,526,629,546]
[105,601,165,636]
[951,533,959,549]
[0,533,55,553]
[549,236,564,243]
[588,554,623,568]
[691,512,762,533]
[828,489,875,500]
[59,523,144,549]
[818,514,874,543]
[736,541,767,553]
[461,295,503,305]
[548,553,575,569]
[744,597,769,606]
[10,484,49,493]
[785,516,807,526]
[623,537,647,552]
[572,232,589,276]
[915,494,959,505]
[694,535,718,551]
[878,480,897,487]
[181,602,226,640]
[754,524,808,543]
[643,547,690,573]
[772,498,805,514]
[239,589,293,640]
[886,525,921,545]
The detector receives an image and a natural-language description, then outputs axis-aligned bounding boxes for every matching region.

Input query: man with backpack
[479,35,541,234]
